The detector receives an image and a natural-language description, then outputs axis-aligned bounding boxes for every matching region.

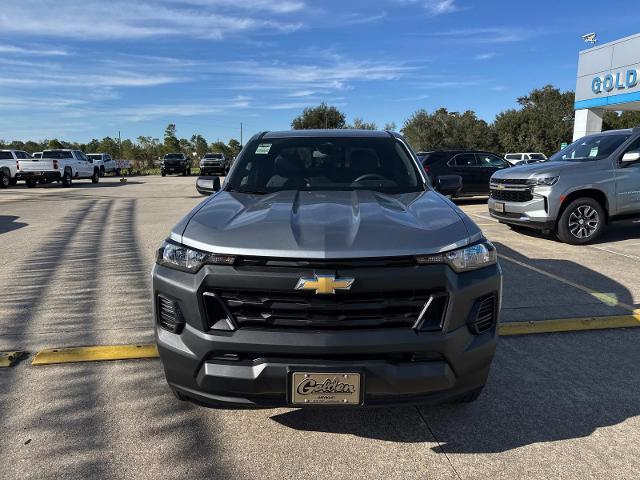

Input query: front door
[448,153,479,194]
[615,137,640,216]
[476,153,511,194]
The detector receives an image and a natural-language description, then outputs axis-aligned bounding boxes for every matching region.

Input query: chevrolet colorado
[153,130,502,408]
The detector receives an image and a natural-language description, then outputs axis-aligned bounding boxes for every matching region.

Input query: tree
[47,139,64,149]
[384,122,397,132]
[210,141,232,159]
[163,124,180,152]
[349,118,377,130]
[191,134,208,158]
[291,103,346,129]
[494,85,574,156]
[98,136,119,158]
[137,136,162,169]
[401,108,496,152]
[228,139,242,158]
[603,110,640,130]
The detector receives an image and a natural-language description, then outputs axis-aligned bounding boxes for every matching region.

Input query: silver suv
[489,128,640,244]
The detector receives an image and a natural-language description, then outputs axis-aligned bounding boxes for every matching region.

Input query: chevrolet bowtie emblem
[295,274,354,295]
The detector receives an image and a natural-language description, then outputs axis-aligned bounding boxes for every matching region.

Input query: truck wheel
[91,169,100,184]
[100,167,105,177]
[62,170,73,188]
[0,171,9,188]
[25,177,38,188]
[557,198,605,245]
[161,170,166,177]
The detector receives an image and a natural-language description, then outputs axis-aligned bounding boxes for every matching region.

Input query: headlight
[415,241,497,272]
[527,176,558,186]
[156,240,235,273]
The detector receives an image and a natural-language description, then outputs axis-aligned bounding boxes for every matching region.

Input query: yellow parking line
[0,351,26,368]
[32,344,159,365]
[498,253,640,314]
[499,314,640,336]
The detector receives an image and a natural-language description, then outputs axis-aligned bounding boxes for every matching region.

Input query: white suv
[504,153,547,165]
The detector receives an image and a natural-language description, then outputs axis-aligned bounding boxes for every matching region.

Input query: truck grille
[205,289,448,330]
[468,295,497,334]
[490,189,533,202]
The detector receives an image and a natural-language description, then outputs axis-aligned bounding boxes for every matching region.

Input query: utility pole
[240,122,243,147]
[118,130,121,158]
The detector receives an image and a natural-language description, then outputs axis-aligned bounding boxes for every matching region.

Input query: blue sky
[1,0,638,143]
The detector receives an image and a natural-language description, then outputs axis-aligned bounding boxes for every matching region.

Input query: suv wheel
[62,170,73,188]
[557,198,605,244]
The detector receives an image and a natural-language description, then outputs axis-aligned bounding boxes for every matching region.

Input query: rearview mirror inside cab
[196,176,221,196]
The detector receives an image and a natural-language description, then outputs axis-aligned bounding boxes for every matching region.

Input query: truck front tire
[557,197,605,245]
[0,171,10,188]
[91,169,100,184]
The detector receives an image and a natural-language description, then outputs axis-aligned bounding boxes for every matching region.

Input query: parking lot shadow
[272,245,639,453]
[0,215,27,235]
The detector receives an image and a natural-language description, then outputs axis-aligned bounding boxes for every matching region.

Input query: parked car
[161,153,191,176]
[0,150,31,188]
[489,128,640,244]
[504,153,547,165]
[421,150,511,196]
[87,153,116,176]
[199,153,229,176]
[153,129,501,408]
[18,149,100,187]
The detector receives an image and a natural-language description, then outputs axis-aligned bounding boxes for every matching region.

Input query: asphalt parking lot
[1,177,639,479]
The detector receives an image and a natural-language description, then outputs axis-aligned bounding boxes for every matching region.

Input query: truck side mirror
[621,151,640,164]
[196,176,221,196]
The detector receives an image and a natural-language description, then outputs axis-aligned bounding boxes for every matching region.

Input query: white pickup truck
[18,149,100,187]
[0,149,32,188]
[87,153,117,176]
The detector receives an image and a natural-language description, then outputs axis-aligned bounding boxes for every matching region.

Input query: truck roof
[262,129,393,139]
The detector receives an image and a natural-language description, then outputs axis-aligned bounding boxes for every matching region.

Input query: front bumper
[200,165,225,175]
[488,192,555,230]
[162,164,186,173]
[153,261,502,408]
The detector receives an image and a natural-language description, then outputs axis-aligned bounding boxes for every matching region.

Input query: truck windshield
[205,153,223,159]
[549,134,631,162]
[226,136,424,194]
[165,154,183,159]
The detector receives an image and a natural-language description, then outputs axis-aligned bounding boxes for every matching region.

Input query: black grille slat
[209,289,446,330]
[490,189,533,202]
[491,178,529,185]
[157,295,184,333]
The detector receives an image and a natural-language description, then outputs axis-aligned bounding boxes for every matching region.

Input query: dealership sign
[592,69,639,94]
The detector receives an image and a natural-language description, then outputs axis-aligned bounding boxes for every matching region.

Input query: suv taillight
[53,160,59,170]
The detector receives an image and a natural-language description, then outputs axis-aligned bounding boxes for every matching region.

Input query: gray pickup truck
[152,130,502,409]
[489,127,640,244]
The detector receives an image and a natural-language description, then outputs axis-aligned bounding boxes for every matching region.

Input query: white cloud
[474,52,497,60]
[401,0,458,15]
[0,44,70,56]
[0,1,303,40]
[429,28,529,44]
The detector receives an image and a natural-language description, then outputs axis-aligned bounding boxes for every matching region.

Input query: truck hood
[493,160,594,179]
[176,190,480,258]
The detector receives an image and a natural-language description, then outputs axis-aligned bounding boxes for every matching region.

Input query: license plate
[291,372,361,406]
[494,202,505,213]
